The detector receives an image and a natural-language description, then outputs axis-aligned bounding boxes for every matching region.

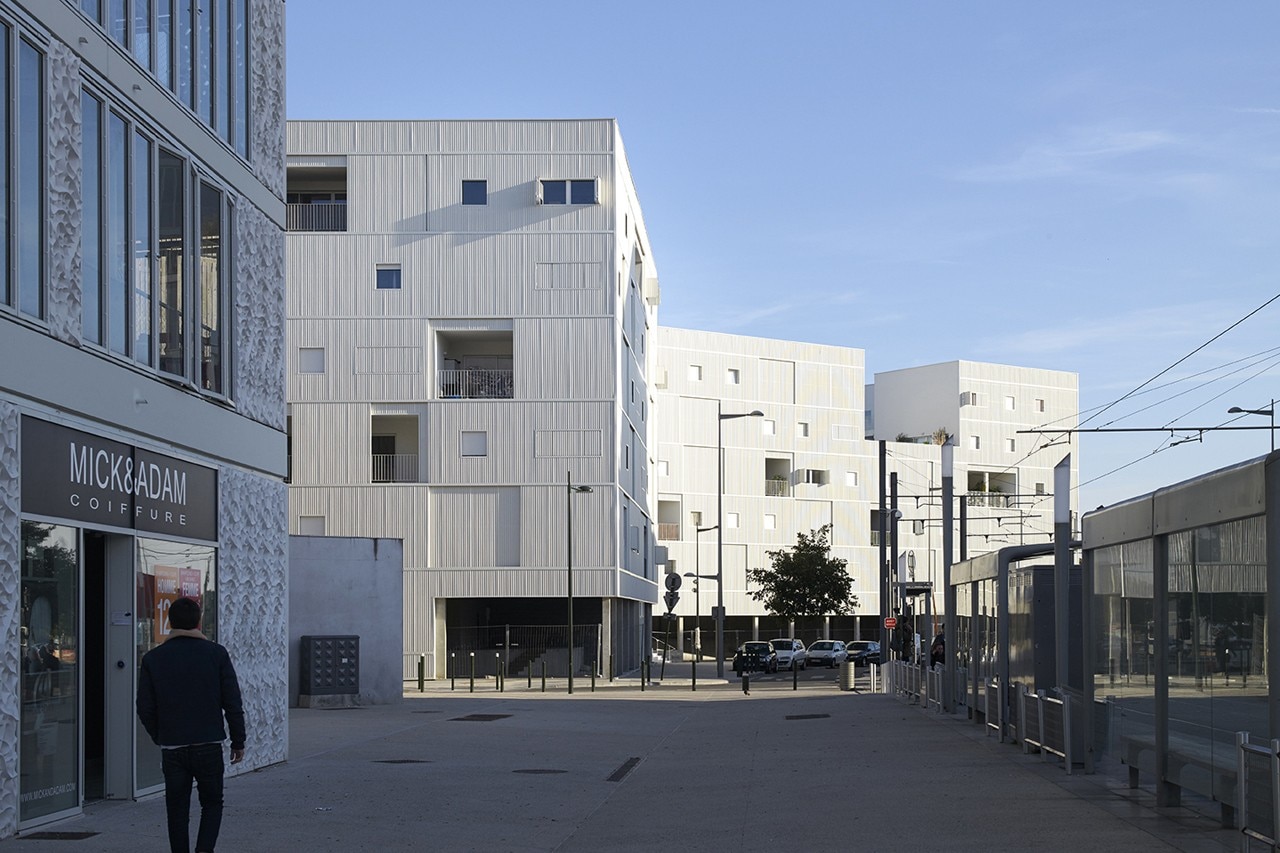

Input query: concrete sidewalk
[2,679,1239,852]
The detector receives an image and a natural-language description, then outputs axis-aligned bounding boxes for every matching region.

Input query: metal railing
[372,453,419,483]
[1238,732,1280,848]
[438,369,514,399]
[965,493,1014,508]
[1019,687,1073,773]
[657,523,679,541]
[985,678,1003,739]
[765,479,790,497]
[286,202,347,232]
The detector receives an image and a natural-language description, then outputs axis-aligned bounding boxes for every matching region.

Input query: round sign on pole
[884,616,898,629]
[665,573,682,591]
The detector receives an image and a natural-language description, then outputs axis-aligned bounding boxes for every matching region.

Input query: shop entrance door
[84,532,140,801]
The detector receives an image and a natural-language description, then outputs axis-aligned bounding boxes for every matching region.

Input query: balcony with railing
[372,453,420,484]
[286,202,347,232]
[966,492,1014,508]
[765,477,791,497]
[438,369,514,399]
[657,522,680,541]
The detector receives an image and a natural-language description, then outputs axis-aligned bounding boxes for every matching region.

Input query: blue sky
[286,2,1280,510]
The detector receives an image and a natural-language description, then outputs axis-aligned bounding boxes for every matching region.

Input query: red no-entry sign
[884,617,898,629]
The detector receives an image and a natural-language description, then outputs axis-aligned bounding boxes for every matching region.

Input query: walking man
[137,597,246,853]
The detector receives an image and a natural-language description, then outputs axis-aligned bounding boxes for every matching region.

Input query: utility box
[299,635,359,705]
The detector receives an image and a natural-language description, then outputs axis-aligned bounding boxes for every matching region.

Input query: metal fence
[1019,687,1073,773]
[1238,732,1280,849]
[433,624,603,681]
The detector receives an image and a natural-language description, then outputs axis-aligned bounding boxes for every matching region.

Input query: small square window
[762,419,776,436]
[298,515,326,536]
[727,512,740,529]
[764,513,776,530]
[845,471,859,487]
[798,422,810,438]
[1004,396,1015,411]
[970,435,980,450]
[540,179,567,204]
[299,347,325,374]
[462,180,487,205]
[1006,438,1016,453]
[570,179,597,204]
[658,460,669,477]
[726,368,740,385]
[461,431,488,457]
[688,364,703,381]
[1035,482,1046,495]
[691,511,703,526]
[1035,398,1046,413]
[376,266,402,290]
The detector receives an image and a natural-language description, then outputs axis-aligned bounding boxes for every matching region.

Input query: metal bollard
[450,653,456,691]
[527,663,532,689]
[691,658,697,692]
[495,654,502,692]
[541,660,546,693]
[591,661,596,692]
[469,652,475,693]
[417,654,425,692]
[609,654,615,683]
[742,672,750,695]
[640,660,646,692]
[793,661,799,691]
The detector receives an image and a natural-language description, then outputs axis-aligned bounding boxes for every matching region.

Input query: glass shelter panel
[19,522,80,823]
[1091,540,1156,763]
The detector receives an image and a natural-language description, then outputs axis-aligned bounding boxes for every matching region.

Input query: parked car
[733,641,778,674]
[770,638,807,671]
[846,640,880,666]
[807,640,846,668]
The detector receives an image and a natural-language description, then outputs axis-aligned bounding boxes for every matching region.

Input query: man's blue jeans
[161,743,225,853]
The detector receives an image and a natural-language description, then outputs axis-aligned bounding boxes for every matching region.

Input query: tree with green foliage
[746,525,857,620]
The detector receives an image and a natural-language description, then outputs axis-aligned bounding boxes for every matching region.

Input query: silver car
[807,640,846,668]
[769,638,807,671]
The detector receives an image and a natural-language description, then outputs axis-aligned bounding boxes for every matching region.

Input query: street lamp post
[1228,400,1276,452]
[717,402,764,679]
[685,525,718,662]
[566,471,593,695]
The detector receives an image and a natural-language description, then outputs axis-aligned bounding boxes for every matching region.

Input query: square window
[462,180,487,205]
[762,419,776,436]
[1035,398,1046,413]
[376,265,402,290]
[691,511,703,526]
[298,515,325,536]
[727,512,740,529]
[658,460,669,477]
[570,179,596,204]
[688,364,703,381]
[764,513,776,530]
[540,179,567,204]
[726,368,740,385]
[1004,395,1015,411]
[1035,482,1046,495]
[798,422,810,438]
[299,347,325,374]
[845,471,859,487]
[1006,438,1016,452]
[970,435,980,450]
[461,431,488,457]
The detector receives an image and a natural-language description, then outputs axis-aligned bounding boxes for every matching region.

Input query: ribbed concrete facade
[286,119,659,679]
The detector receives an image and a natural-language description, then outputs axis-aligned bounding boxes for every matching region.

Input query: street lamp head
[748,410,764,417]
[1228,406,1246,414]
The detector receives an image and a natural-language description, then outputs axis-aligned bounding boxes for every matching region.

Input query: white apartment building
[2,0,288,835]
[286,119,660,680]
[655,334,1079,652]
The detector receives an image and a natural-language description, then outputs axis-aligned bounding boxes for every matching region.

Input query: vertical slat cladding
[517,318,615,401]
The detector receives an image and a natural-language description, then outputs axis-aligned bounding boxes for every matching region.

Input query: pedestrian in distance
[930,630,945,670]
[137,597,246,853]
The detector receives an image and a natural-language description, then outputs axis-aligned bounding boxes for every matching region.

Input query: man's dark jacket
[137,633,246,750]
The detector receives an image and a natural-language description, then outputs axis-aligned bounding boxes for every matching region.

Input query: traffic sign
[663,590,679,611]
[665,573,682,591]
[884,617,898,629]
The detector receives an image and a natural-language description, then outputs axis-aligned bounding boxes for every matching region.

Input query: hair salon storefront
[17,416,220,827]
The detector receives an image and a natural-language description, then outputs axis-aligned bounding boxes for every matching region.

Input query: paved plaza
[2,673,1241,852]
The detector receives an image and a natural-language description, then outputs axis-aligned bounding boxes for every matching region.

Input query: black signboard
[21,417,218,541]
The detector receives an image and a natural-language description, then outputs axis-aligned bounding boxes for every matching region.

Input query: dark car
[846,640,880,666]
[733,641,778,674]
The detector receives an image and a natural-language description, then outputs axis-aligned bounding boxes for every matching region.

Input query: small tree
[746,525,857,621]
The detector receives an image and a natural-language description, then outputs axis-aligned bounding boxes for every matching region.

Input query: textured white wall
[0,403,19,838]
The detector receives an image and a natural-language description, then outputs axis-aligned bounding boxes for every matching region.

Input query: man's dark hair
[169,597,202,631]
